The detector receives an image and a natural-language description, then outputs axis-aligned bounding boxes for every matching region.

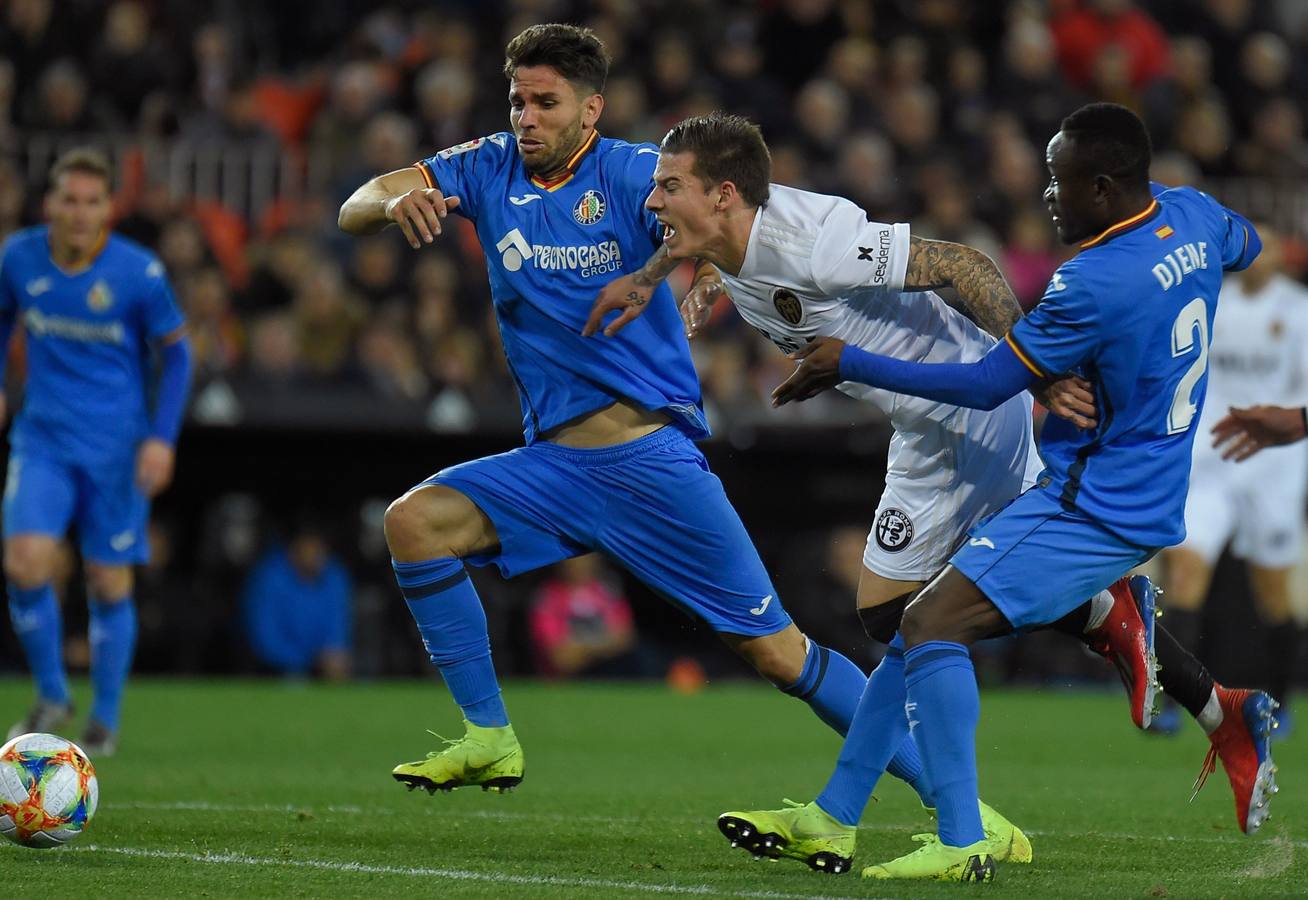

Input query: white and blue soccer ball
[0,732,98,848]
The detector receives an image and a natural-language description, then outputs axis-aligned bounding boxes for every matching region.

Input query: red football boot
[1086,575,1161,729]
[1192,687,1278,834]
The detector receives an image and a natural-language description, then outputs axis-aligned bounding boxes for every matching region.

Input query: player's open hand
[680,280,723,339]
[384,188,461,249]
[1211,404,1308,461]
[772,336,845,407]
[584,272,653,337]
[1034,375,1097,429]
[136,438,176,497]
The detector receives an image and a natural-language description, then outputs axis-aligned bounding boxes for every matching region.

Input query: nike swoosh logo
[749,595,773,616]
[969,537,995,550]
[509,194,541,205]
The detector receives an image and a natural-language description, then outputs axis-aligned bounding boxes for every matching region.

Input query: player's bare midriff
[544,398,670,448]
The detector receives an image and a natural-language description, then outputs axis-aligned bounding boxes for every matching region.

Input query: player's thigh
[384,483,500,562]
[594,430,791,641]
[75,459,150,567]
[948,488,1154,634]
[1161,545,1213,611]
[1232,447,1306,575]
[3,454,77,587]
[409,445,599,576]
[900,565,1008,648]
[856,567,923,610]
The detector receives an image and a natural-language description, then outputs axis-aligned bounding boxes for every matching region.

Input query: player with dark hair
[3,148,192,756]
[338,25,999,839]
[593,108,1274,875]
[768,102,1270,880]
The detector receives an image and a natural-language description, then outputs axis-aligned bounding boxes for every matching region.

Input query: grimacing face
[46,169,111,259]
[1043,131,1101,245]
[645,150,720,259]
[508,65,601,175]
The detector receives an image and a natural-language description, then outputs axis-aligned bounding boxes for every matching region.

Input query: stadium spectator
[528,554,653,680]
[242,520,352,681]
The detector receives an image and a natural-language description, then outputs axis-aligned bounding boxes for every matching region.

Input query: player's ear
[1093,173,1115,206]
[715,180,737,210]
[581,93,604,129]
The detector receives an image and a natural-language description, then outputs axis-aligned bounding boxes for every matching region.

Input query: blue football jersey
[1007,186,1259,547]
[0,227,185,465]
[416,131,707,443]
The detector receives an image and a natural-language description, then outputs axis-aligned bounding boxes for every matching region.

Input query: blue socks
[904,640,984,847]
[8,584,69,705]
[88,598,137,731]
[394,557,508,727]
[781,639,865,735]
[817,634,931,825]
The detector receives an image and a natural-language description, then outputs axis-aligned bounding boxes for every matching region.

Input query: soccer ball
[0,733,98,848]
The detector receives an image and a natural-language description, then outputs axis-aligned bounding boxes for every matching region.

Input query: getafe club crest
[573,189,606,225]
[772,288,803,325]
[86,279,114,311]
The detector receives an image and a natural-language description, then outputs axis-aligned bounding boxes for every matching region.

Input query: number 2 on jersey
[1166,297,1209,435]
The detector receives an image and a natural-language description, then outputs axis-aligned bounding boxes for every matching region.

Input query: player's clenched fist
[772,336,845,407]
[385,188,461,249]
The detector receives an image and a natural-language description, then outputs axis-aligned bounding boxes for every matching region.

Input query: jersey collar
[529,129,599,192]
[47,228,109,275]
[1078,199,1160,250]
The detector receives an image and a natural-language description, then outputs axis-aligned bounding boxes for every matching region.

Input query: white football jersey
[717,183,1001,434]
[1202,273,1308,423]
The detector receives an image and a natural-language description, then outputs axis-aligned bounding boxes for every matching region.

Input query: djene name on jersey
[1151,242,1209,291]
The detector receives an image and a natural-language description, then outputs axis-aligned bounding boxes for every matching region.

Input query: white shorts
[1181,440,1308,569]
[863,392,1043,582]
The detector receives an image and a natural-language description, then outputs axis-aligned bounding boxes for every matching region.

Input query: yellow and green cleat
[924,799,1032,863]
[392,720,524,794]
[716,799,855,874]
[862,834,996,882]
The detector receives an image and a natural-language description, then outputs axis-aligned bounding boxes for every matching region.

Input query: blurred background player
[1163,223,1308,738]
[241,516,352,681]
[2,148,192,755]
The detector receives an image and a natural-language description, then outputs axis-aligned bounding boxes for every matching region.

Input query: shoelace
[1190,744,1218,802]
[423,729,466,759]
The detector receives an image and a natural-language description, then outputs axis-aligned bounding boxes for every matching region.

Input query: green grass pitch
[1,677,1303,898]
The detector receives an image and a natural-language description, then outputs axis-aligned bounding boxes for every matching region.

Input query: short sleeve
[1007,263,1102,378]
[810,200,910,297]
[414,133,513,222]
[141,257,184,339]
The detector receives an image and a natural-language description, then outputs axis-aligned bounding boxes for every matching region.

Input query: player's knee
[3,544,53,590]
[384,492,448,561]
[85,564,132,602]
[899,602,943,649]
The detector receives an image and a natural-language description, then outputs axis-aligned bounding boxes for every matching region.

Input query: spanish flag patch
[1154,224,1174,240]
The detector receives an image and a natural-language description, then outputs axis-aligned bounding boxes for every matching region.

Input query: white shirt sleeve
[809,200,910,297]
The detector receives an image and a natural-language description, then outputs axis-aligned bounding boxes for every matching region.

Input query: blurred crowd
[1,0,1307,434]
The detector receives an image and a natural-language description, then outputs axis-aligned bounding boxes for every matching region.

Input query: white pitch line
[116,800,1308,851]
[70,845,884,900]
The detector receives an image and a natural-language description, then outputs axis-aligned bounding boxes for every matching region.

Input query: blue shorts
[949,486,1155,631]
[3,452,150,564]
[423,427,791,638]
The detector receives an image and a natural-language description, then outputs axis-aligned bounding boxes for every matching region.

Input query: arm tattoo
[631,244,679,289]
[903,237,1021,339]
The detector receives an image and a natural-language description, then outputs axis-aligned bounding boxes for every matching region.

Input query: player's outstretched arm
[772,335,1036,409]
[583,244,680,336]
[1211,405,1308,461]
[338,168,460,248]
[903,237,1021,340]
